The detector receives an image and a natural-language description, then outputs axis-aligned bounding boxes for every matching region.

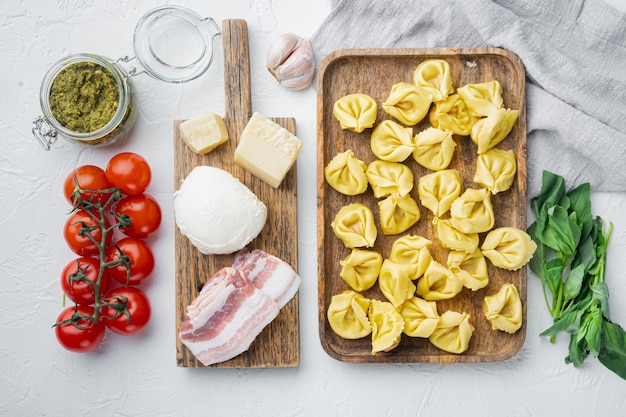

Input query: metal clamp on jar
[32,5,221,150]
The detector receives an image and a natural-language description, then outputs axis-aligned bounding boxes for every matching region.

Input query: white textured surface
[1,1,625,416]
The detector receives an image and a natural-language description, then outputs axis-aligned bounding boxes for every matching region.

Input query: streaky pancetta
[179,267,279,366]
[232,248,301,308]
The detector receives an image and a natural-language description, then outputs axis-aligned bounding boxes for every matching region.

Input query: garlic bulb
[266,33,315,90]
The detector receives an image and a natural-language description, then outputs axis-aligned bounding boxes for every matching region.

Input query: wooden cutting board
[317,48,527,363]
[174,19,299,368]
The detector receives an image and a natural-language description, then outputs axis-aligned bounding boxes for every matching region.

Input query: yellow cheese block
[179,112,229,154]
[234,112,302,188]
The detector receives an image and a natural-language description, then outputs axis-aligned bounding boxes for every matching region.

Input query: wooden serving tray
[174,20,299,368]
[317,48,527,363]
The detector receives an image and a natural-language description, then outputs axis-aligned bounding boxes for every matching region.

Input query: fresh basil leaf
[572,234,597,276]
[542,206,580,257]
[587,258,602,277]
[543,258,564,298]
[576,312,590,344]
[584,306,603,357]
[567,182,593,241]
[566,182,590,207]
[592,217,611,261]
[534,171,566,212]
[565,333,590,367]
[540,307,583,337]
[567,211,583,256]
[591,282,611,320]
[532,171,566,248]
[563,264,585,302]
[598,321,626,380]
[533,206,552,248]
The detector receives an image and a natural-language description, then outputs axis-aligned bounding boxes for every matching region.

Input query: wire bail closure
[116,56,144,79]
[32,116,58,150]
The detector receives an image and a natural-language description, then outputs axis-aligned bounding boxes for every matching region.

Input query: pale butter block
[179,113,229,154]
[234,112,302,188]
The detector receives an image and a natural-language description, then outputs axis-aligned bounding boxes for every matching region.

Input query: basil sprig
[528,170,626,380]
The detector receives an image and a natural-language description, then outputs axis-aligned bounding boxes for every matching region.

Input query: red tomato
[101,287,151,336]
[105,152,152,195]
[63,165,113,206]
[115,193,162,238]
[105,238,155,286]
[63,209,112,256]
[55,305,105,353]
[60,257,110,305]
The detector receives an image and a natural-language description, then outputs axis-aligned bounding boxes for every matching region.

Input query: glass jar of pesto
[32,6,221,149]
[33,54,136,148]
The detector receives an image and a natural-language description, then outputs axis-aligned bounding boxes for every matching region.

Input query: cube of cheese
[234,112,302,188]
[179,112,229,154]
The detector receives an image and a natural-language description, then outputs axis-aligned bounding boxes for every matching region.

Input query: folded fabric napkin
[310,0,626,197]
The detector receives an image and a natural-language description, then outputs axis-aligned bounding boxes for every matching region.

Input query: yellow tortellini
[433,217,479,254]
[450,187,495,234]
[382,82,432,126]
[331,203,377,248]
[388,235,432,280]
[326,64,526,356]
[370,120,415,162]
[378,192,421,235]
[483,283,523,334]
[413,59,454,102]
[457,80,504,117]
[474,148,517,194]
[327,290,372,339]
[447,248,489,291]
[413,127,456,171]
[378,259,417,308]
[481,227,537,271]
[429,93,479,136]
[400,296,440,338]
[324,150,368,196]
[333,93,378,133]
[416,260,463,301]
[366,160,414,198]
[339,248,383,291]
[417,168,462,217]
[369,299,405,354]
[429,310,474,354]
[470,107,519,154]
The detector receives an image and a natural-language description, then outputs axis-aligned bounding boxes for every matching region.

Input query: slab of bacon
[232,248,302,308]
[179,249,300,366]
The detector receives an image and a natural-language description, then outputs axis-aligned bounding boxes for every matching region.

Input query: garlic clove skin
[266,33,302,69]
[266,33,316,91]
[273,40,315,90]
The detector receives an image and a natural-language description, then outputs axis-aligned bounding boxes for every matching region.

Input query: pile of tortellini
[325,58,537,355]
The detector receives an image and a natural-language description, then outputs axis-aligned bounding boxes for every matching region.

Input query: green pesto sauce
[49,61,120,133]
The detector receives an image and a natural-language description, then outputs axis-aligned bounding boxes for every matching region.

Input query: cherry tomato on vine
[101,287,151,336]
[55,305,105,353]
[60,257,110,305]
[63,209,112,257]
[63,165,113,206]
[105,238,155,286]
[114,193,162,238]
[105,152,152,195]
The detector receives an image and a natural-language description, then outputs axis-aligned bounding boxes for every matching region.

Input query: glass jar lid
[133,6,221,83]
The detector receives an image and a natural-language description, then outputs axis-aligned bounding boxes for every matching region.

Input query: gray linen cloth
[310,0,626,197]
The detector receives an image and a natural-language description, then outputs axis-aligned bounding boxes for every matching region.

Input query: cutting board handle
[222,19,252,140]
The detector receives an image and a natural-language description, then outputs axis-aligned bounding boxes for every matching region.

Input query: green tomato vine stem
[54,180,133,329]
